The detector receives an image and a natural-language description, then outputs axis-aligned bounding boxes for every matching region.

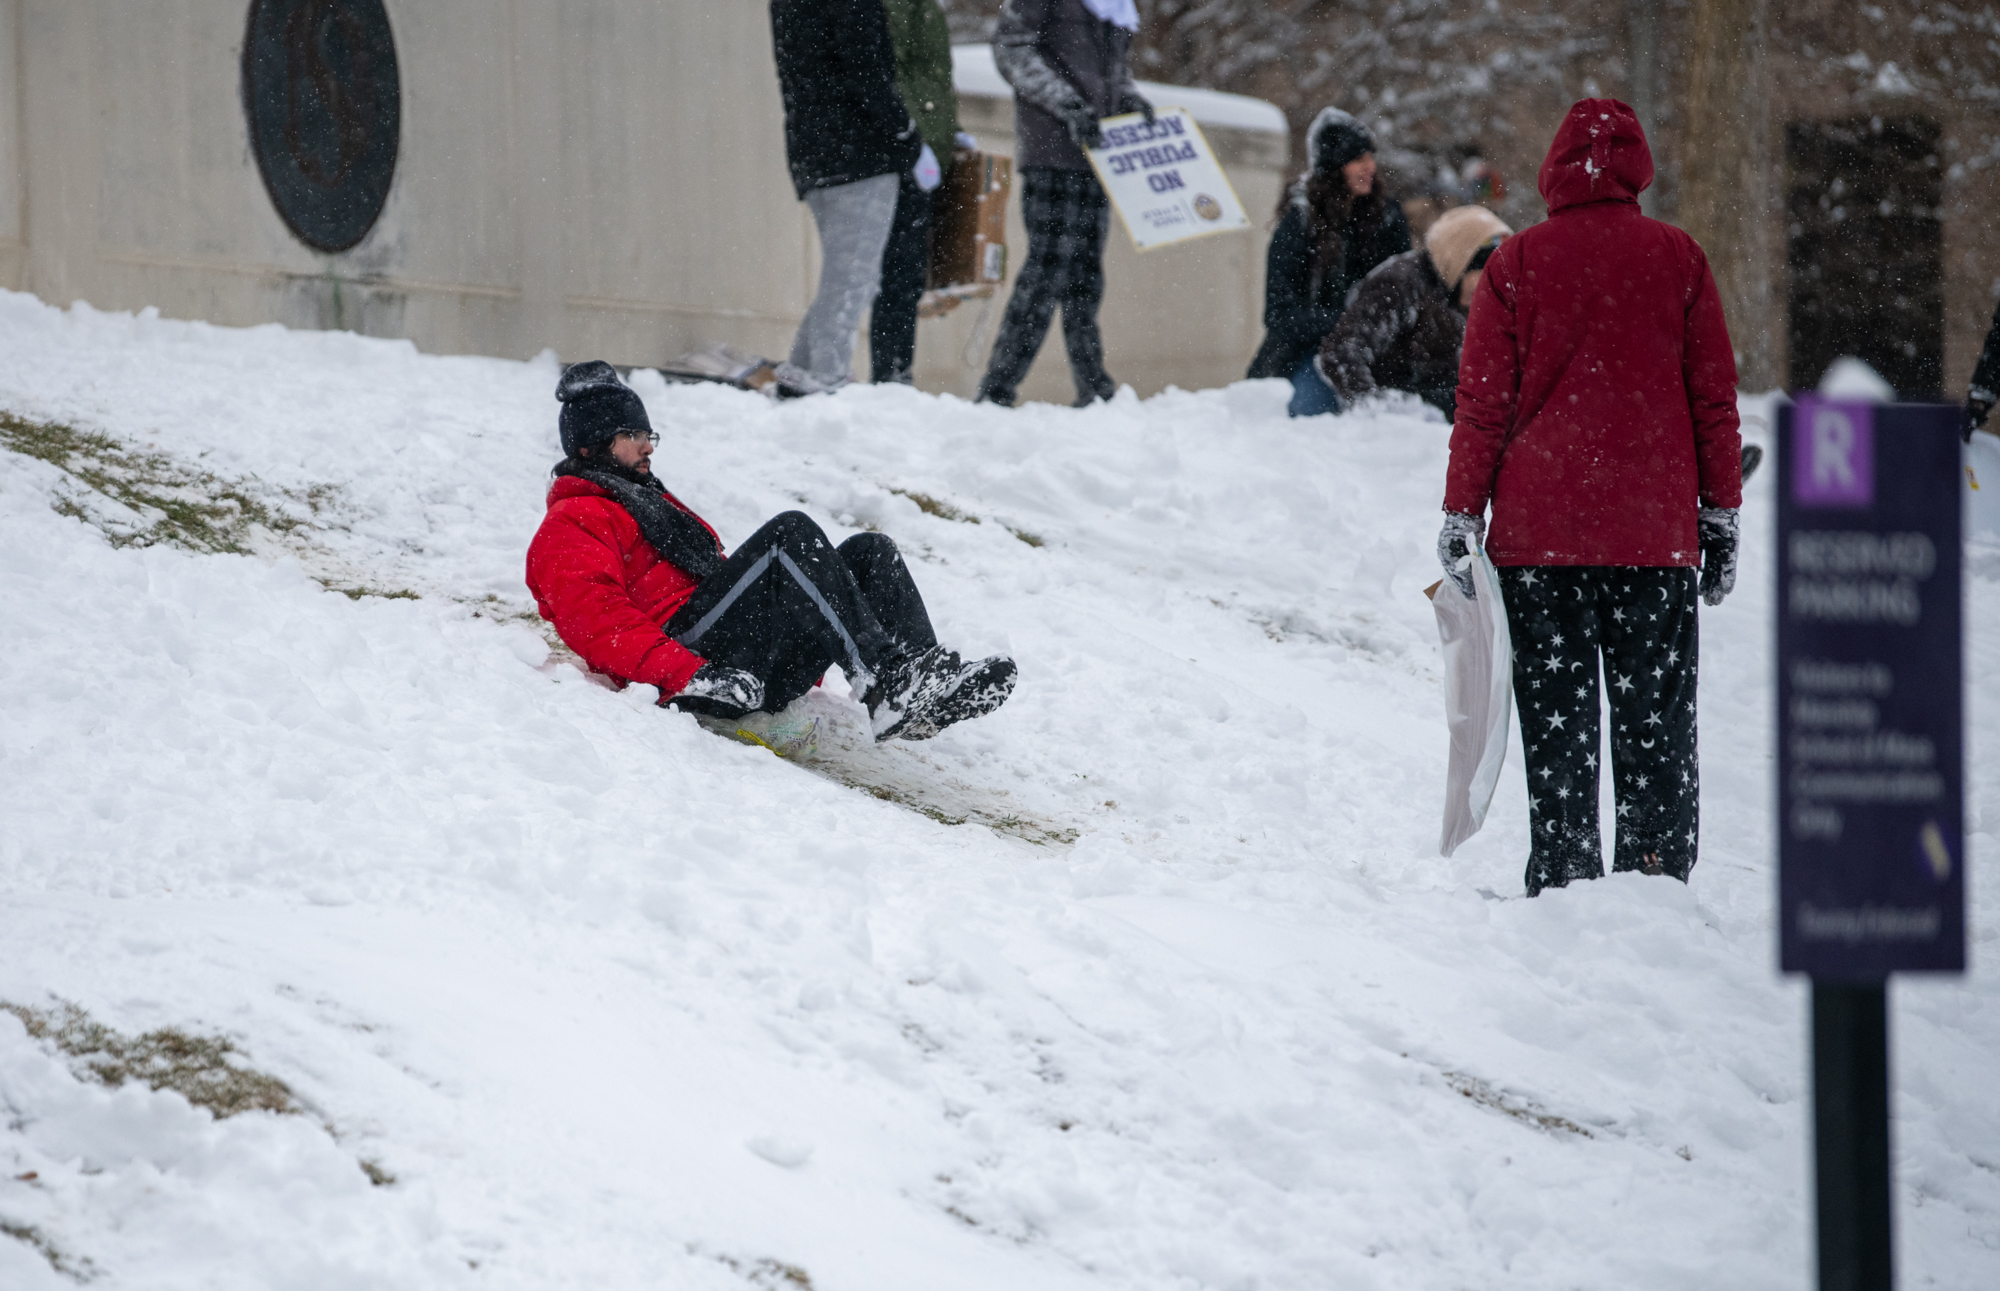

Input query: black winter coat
[770,0,922,198]
[994,0,1139,172]
[1247,183,1412,380]
[1319,250,1468,418]
[1970,294,2000,403]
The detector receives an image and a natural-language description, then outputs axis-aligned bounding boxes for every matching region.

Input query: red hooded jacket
[1444,99,1742,566]
[524,475,723,696]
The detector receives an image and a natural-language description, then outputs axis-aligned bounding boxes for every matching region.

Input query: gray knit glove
[670,662,764,715]
[1118,90,1156,125]
[1437,511,1486,600]
[1061,102,1105,151]
[1698,506,1739,606]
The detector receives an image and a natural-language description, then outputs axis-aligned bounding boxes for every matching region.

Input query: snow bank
[1,290,1996,1289]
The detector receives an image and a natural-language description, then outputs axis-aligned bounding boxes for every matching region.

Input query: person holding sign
[1316,205,1511,419]
[975,0,1151,408]
[1438,99,1742,898]
[1247,109,1412,417]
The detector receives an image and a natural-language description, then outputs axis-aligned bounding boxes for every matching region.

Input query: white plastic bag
[1429,550,1512,856]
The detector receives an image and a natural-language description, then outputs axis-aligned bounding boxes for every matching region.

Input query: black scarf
[555,458,724,580]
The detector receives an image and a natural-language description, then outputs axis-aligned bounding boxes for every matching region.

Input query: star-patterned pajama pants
[1496,565,1700,897]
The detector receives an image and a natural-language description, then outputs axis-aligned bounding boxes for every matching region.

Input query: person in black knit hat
[526,361,1016,741]
[1247,107,1413,417]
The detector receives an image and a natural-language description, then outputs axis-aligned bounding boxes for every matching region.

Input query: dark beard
[555,453,653,486]
[551,455,723,579]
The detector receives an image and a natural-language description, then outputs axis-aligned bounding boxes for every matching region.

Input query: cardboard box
[928,149,1011,293]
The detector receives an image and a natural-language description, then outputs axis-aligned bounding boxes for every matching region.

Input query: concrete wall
[0,4,1287,401]
[0,0,22,288]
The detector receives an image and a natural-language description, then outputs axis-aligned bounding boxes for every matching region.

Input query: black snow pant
[978,167,1114,405]
[1497,566,1701,897]
[870,170,934,384]
[664,512,937,715]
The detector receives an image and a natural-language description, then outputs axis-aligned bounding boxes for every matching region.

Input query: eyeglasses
[613,429,661,446]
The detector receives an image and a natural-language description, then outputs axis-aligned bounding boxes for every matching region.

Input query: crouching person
[1318,204,1511,419]
[526,362,1016,739]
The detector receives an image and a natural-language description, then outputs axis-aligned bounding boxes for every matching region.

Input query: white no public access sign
[1086,109,1250,252]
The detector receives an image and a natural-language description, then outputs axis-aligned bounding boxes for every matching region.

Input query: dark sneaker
[869,647,1016,741]
[773,363,848,400]
[1073,373,1116,407]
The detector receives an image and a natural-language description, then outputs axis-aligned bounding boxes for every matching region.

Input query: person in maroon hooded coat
[525,362,1016,741]
[1436,100,1744,897]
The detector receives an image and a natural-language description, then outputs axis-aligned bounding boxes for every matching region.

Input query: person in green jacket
[870,0,961,384]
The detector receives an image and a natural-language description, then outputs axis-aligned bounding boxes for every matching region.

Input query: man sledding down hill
[526,362,1016,739]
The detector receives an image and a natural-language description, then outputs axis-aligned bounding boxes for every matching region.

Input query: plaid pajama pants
[978,167,1115,406]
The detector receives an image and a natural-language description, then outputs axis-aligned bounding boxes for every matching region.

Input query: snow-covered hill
[1,290,1996,1290]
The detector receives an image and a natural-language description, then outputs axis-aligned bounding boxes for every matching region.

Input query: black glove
[1962,396,1993,444]
[1062,102,1104,151]
[1118,90,1155,125]
[667,662,764,716]
[1436,511,1485,600]
[1698,507,1739,607]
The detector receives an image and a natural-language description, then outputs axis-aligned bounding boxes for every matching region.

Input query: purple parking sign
[1777,401,1964,978]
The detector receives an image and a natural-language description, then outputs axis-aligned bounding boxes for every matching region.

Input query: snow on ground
[0,290,1996,1290]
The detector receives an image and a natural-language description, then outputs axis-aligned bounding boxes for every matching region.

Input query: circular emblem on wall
[242,0,401,253]
[1193,194,1223,222]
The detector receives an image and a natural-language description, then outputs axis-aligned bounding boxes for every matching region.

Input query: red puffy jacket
[1444,99,1742,566]
[524,475,723,696]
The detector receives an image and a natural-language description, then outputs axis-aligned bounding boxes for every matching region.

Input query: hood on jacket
[1537,98,1653,214]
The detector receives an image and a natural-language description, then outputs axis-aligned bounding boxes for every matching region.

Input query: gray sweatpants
[787,172,900,388]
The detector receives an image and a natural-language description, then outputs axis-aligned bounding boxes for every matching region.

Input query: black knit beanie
[556,360,651,456]
[1309,108,1375,174]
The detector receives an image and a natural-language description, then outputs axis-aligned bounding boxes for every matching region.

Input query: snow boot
[1071,373,1116,408]
[772,363,850,400]
[865,646,1017,742]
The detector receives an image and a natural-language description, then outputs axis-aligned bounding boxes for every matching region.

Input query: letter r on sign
[1813,411,1856,489]
[1793,398,1874,507]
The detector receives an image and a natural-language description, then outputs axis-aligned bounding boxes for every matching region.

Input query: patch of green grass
[0,1221,96,1283]
[0,410,435,607]
[709,1253,815,1289]
[0,411,301,555]
[1443,1070,1593,1138]
[0,1000,298,1119]
[888,487,979,525]
[848,781,1076,846]
[1006,525,1045,548]
[328,585,421,602]
[5,999,404,1188]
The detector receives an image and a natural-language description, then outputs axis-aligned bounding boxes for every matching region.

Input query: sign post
[1776,398,1965,1291]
